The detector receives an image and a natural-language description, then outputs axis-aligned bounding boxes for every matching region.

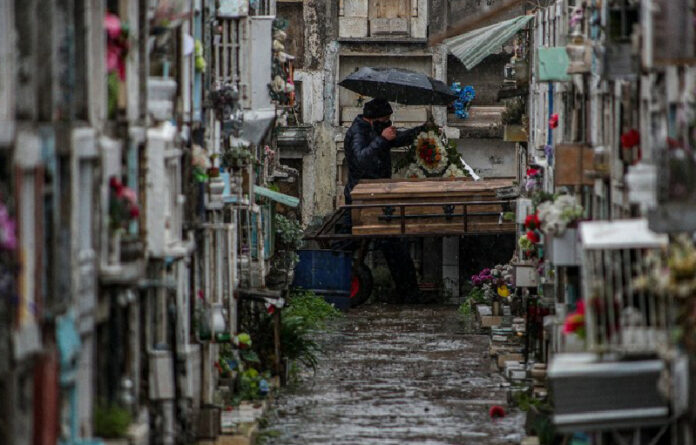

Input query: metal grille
[249,0,272,16]
[200,208,238,335]
[580,219,673,354]
[213,18,242,87]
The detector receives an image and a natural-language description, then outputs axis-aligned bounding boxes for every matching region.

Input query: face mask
[372,120,392,134]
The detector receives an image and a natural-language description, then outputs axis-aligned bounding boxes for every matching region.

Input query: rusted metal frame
[307,200,515,240]
[314,206,346,236]
[399,205,405,234]
[310,230,516,241]
[378,210,502,221]
[463,203,468,232]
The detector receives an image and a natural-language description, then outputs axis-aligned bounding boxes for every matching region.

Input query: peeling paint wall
[292,1,450,224]
[455,138,516,178]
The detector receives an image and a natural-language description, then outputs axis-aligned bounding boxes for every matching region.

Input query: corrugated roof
[444,15,533,70]
[254,185,300,208]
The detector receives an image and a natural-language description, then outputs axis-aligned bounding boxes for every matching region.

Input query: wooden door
[369,0,409,18]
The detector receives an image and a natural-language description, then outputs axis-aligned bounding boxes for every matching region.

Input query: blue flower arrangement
[450,83,476,119]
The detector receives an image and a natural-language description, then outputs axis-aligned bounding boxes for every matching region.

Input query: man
[343,97,426,303]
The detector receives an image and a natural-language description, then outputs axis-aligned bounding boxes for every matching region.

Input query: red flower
[129,205,140,219]
[489,405,506,419]
[549,113,559,129]
[109,176,124,195]
[563,301,586,335]
[621,129,640,149]
[526,230,540,244]
[524,213,540,230]
[526,168,540,178]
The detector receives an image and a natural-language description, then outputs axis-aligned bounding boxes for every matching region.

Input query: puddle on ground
[258,304,525,445]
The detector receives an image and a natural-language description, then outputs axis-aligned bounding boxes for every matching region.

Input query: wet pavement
[259,304,525,445]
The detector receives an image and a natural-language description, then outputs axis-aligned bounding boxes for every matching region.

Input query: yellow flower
[497,284,510,298]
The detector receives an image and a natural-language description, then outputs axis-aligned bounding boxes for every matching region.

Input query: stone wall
[448,53,510,106]
[455,138,517,178]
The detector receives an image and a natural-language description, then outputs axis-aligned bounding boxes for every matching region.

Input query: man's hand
[381,126,397,141]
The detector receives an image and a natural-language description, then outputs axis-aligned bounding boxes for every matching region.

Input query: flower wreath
[394,127,469,179]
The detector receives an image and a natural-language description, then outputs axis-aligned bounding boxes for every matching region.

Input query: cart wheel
[350,263,373,307]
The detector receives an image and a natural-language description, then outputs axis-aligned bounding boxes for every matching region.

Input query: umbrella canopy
[338,67,457,106]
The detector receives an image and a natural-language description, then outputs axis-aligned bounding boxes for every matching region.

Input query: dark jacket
[343,115,423,203]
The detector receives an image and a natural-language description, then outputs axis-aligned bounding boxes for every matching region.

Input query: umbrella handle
[425,108,436,129]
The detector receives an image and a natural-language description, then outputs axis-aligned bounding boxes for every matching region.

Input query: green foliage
[532,191,555,208]
[274,214,304,250]
[280,314,321,371]
[107,72,120,120]
[467,287,487,304]
[94,403,132,438]
[503,211,515,222]
[502,98,526,125]
[458,287,487,321]
[221,145,254,169]
[232,368,271,404]
[458,302,472,316]
[285,289,342,330]
[512,391,546,412]
[281,290,342,371]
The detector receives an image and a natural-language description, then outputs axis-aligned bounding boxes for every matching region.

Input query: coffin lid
[351,178,514,201]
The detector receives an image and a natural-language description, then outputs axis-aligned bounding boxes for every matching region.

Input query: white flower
[192,144,211,169]
[443,163,466,178]
[399,163,425,178]
[538,201,566,236]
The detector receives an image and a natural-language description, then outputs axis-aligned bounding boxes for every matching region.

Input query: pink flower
[120,186,137,205]
[0,204,17,251]
[104,13,122,40]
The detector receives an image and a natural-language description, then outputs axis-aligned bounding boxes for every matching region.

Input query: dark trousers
[376,239,419,300]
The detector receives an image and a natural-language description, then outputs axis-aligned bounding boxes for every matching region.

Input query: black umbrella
[338,67,457,106]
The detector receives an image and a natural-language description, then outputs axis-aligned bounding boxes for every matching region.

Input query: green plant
[94,403,132,438]
[280,314,321,371]
[232,367,271,404]
[467,286,487,304]
[285,289,342,331]
[274,214,304,250]
[280,290,342,371]
[502,98,526,125]
[221,144,254,169]
[458,302,472,316]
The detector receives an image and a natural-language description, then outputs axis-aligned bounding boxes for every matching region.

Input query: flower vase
[109,230,122,264]
[492,299,501,316]
[209,176,225,201]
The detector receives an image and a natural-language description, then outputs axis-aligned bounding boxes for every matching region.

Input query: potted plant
[537,194,584,266]
[94,402,132,443]
[108,177,140,264]
[502,98,527,142]
[268,214,303,289]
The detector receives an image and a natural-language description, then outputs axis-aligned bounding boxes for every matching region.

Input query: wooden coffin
[350,178,516,236]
